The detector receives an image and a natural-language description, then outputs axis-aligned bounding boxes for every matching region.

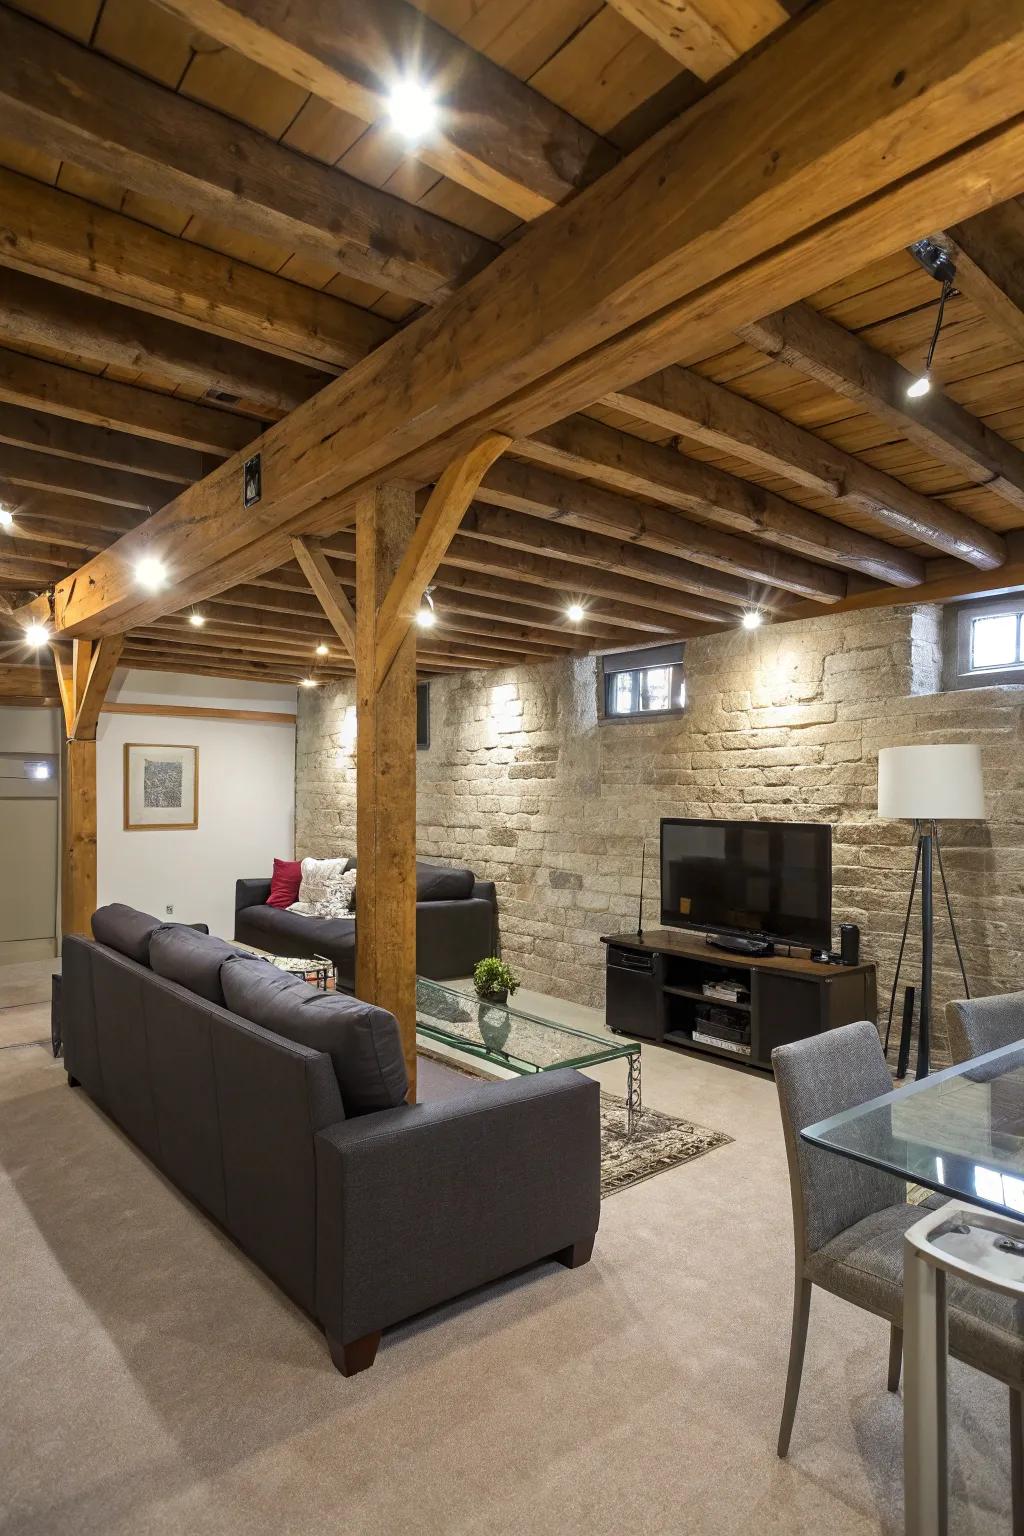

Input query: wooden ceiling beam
[519,417,924,586]
[156,0,615,221]
[0,7,494,306]
[0,400,205,486]
[0,270,328,418]
[5,494,142,537]
[0,444,175,513]
[740,300,1024,512]
[0,347,256,457]
[0,166,393,371]
[145,615,570,661]
[944,202,1024,354]
[604,363,1008,569]
[605,0,788,77]
[42,0,1024,638]
[481,455,850,600]
[292,534,357,657]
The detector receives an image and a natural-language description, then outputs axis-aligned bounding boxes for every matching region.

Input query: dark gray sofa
[234,858,498,988]
[62,903,600,1375]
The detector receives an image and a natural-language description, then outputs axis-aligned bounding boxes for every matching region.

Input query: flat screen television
[659,818,832,950]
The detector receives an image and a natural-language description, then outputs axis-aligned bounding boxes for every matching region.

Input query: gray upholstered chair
[773,1020,1024,1515]
[946,991,1024,1065]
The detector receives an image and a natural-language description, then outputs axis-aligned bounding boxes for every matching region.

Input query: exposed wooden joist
[519,417,924,586]
[0,443,175,512]
[43,0,1024,639]
[0,165,393,371]
[944,202,1024,356]
[157,0,615,221]
[102,702,297,724]
[0,400,205,486]
[0,347,257,456]
[146,614,569,661]
[481,455,851,600]
[0,269,329,417]
[0,7,495,306]
[740,300,1024,512]
[606,0,788,76]
[8,494,141,537]
[604,364,1008,568]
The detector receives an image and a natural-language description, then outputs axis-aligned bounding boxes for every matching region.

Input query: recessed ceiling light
[315,642,329,657]
[566,602,585,623]
[741,610,763,631]
[24,622,49,648]
[0,506,12,529]
[300,676,319,688]
[136,556,167,591]
[386,77,439,142]
[188,612,206,628]
[906,374,931,399]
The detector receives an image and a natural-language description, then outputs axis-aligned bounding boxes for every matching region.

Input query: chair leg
[888,1323,903,1392]
[778,1276,812,1458]
[1010,1387,1024,1536]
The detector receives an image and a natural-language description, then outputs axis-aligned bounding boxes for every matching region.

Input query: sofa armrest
[415,895,495,978]
[314,1069,600,1343]
[235,878,271,916]
[470,877,497,908]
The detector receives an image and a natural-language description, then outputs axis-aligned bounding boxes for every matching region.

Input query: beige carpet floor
[0,966,1014,1535]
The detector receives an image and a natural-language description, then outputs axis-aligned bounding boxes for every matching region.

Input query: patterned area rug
[599,1092,732,1199]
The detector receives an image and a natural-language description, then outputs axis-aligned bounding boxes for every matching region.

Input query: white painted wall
[97,669,296,940]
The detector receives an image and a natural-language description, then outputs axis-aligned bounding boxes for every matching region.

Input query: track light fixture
[188,611,206,628]
[906,238,957,401]
[416,589,437,630]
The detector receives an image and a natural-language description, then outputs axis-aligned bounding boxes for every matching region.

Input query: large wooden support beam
[40,0,1024,639]
[356,485,420,1094]
[292,534,357,656]
[944,203,1024,354]
[0,166,393,370]
[605,364,1008,569]
[157,0,614,221]
[0,270,329,418]
[740,301,1024,512]
[0,8,494,306]
[376,434,511,684]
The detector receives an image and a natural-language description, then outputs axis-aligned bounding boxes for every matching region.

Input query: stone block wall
[295,603,1024,1061]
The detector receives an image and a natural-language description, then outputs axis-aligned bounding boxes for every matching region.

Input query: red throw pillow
[266,858,302,909]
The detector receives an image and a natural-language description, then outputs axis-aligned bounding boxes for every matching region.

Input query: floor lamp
[877,744,984,1079]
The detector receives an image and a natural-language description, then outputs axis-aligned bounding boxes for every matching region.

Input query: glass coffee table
[234,944,336,990]
[415,977,643,1134]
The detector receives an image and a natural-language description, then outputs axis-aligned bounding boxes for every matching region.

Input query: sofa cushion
[150,925,240,1006]
[92,903,161,965]
[234,903,356,970]
[415,862,474,902]
[267,857,302,910]
[220,955,407,1115]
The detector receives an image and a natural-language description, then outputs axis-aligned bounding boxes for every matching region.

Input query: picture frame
[123,743,199,831]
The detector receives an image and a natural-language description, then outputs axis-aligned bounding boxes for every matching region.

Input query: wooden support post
[355,484,419,1094]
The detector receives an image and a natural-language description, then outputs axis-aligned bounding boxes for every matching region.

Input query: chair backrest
[773,1021,908,1260]
[945,992,1024,1065]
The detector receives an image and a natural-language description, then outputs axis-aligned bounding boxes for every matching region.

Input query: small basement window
[953,597,1024,688]
[602,643,686,719]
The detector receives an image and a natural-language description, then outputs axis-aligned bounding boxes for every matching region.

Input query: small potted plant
[473,956,520,1006]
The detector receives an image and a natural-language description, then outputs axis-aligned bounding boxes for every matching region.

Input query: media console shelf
[601,929,876,1074]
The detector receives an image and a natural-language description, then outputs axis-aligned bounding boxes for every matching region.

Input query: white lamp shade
[877,744,984,821]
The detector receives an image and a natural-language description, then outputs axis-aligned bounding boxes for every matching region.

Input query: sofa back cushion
[150,925,240,1006]
[92,903,161,965]
[220,955,407,1115]
[415,861,474,902]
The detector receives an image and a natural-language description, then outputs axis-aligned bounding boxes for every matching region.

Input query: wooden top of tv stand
[601,929,874,980]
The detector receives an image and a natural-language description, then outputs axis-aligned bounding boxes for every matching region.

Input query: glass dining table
[802,1040,1024,1535]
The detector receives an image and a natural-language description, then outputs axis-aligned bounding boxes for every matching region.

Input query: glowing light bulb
[386,78,439,141]
[415,605,437,629]
[906,374,931,399]
[24,622,49,648]
[188,612,206,627]
[741,610,763,631]
[566,603,585,623]
[300,676,319,689]
[315,642,329,657]
[136,556,167,591]
[0,506,12,529]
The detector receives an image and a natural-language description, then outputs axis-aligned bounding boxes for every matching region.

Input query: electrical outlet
[165,904,174,915]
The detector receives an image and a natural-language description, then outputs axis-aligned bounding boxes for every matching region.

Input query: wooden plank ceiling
[3,0,1024,698]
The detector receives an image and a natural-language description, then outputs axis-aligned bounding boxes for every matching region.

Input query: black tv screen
[660,818,832,950]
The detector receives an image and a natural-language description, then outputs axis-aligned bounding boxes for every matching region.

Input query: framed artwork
[123,743,199,831]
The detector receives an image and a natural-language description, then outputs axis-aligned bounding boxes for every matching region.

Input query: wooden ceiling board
[3,0,98,42]
[529,6,684,138]
[91,0,200,86]
[412,0,605,82]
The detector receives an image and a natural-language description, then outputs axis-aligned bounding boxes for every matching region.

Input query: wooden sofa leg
[554,1236,595,1269]
[66,1073,80,1088]
[327,1330,381,1377]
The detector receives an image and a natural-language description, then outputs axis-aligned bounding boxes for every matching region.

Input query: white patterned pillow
[295,857,355,918]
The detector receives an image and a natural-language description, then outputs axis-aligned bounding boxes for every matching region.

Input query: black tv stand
[601,929,876,1074]
[706,932,774,958]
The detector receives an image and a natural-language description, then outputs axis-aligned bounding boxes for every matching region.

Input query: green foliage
[473,956,520,999]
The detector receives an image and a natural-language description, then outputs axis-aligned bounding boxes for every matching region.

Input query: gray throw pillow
[149,926,240,1006]
[220,955,408,1116]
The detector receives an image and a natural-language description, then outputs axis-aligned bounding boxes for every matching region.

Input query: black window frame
[600,643,686,722]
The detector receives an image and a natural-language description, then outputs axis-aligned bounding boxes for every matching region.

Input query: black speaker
[840,922,860,966]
